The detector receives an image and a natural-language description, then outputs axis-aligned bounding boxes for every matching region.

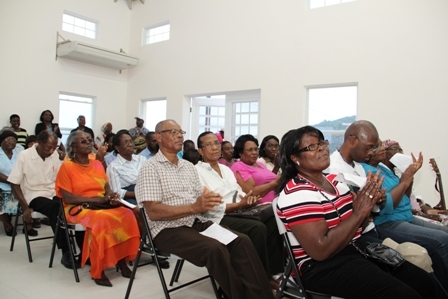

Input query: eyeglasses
[386,147,403,153]
[298,140,329,153]
[201,141,221,148]
[266,144,279,150]
[79,138,93,144]
[4,136,16,143]
[244,147,259,153]
[157,129,186,136]
[120,140,135,146]
[351,135,378,153]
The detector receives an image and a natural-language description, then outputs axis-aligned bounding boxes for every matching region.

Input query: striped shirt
[135,151,207,237]
[277,173,362,271]
[106,154,148,200]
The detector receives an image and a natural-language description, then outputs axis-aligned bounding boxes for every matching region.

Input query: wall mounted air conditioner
[56,40,138,70]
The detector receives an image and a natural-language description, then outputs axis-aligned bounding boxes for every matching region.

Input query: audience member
[0,131,23,236]
[196,131,284,291]
[276,126,442,299]
[231,134,279,203]
[183,149,200,165]
[135,120,274,299]
[9,114,28,147]
[177,139,195,159]
[215,128,224,143]
[25,135,37,149]
[134,115,149,137]
[139,131,158,159]
[218,141,236,168]
[70,115,95,140]
[7,131,74,268]
[258,135,280,174]
[133,136,146,155]
[34,110,62,138]
[56,131,140,287]
[95,122,113,148]
[103,132,116,167]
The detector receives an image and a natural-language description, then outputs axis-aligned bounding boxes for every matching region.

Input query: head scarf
[134,136,146,150]
[382,139,399,149]
[101,122,112,133]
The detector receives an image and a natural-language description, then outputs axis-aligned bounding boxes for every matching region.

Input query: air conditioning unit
[57,40,138,70]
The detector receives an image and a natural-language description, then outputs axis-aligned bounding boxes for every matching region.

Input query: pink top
[230,160,277,203]
[218,158,235,168]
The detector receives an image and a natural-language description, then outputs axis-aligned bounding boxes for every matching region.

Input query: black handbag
[352,240,405,268]
[68,202,118,216]
[226,202,274,222]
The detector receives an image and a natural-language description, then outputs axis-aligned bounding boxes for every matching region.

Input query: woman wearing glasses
[196,131,284,291]
[231,134,279,204]
[257,135,280,174]
[276,126,442,299]
[56,131,140,287]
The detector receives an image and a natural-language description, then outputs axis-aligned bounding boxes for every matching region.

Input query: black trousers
[154,220,274,299]
[29,197,68,251]
[301,244,442,299]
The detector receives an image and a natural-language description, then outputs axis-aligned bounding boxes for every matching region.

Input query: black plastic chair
[124,208,220,299]
[49,197,85,282]
[272,198,343,299]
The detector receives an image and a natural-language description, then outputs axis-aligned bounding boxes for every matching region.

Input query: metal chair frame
[124,208,220,299]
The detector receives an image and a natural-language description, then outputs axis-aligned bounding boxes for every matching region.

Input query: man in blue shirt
[139,131,158,159]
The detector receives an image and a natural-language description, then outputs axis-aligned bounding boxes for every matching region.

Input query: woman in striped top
[275,126,441,299]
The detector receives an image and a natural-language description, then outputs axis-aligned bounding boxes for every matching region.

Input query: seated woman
[257,135,280,174]
[276,126,442,299]
[362,139,448,269]
[95,122,113,149]
[196,132,284,290]
[231,134,279,203]
[56,131,140,287]
[106,130,169,269]
[0,131,30,236]
[218,141,236,168]
[34,110,62,138]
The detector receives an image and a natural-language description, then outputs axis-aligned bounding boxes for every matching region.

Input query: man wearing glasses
[136,119,274,299]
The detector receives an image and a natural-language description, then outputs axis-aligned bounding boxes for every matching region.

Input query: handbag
[226,202,274,222]
[68,202,118,216]
[352,240,405,268]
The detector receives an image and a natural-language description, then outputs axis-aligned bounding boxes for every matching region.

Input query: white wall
[1,0,447,204]
[0,0,132,136]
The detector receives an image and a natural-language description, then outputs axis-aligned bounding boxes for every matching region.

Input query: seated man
[135,120,273,299]
[8,131,79,269]
[139,131,158,159]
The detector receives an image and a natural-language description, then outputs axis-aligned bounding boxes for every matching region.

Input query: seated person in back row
[135,120,274,299]
[139,131,158,159]
[7,131,76,269]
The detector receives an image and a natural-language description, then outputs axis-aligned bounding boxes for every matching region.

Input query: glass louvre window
[62,12,97,39]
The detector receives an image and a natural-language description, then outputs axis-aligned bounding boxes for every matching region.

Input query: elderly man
[8,131,78,269]
[136,120,273,299]
[134,115,149,137]
[139,131,158,159]
[326,120,448,289]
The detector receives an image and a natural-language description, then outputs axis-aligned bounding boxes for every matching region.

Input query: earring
[296,161,300,166]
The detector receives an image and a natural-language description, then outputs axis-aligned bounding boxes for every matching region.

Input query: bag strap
[68,205,83,216]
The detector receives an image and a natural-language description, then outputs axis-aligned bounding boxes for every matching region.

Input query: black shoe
[5,227,17,237]
[22,227,38,237]
[61,252,81,269]
[152,257,170,269]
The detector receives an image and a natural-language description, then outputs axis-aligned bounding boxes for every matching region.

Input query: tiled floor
[0,222,217,299]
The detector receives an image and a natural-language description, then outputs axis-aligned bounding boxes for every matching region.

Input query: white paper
[390,153,413,173]
[200,222,238,245]
[335,173,367,189]
[119,199,137,209]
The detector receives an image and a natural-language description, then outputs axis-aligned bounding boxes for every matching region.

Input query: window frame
[62,11,98,40]
[143,21,170,45]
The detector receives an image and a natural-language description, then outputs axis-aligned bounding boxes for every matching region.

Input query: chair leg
[65,225,80,282]
[125,239,144,299]
[49,216,60,268]
[9,211,20,251]
[209,275,220,299]
[169,259,184,286]
[23,220,33,263]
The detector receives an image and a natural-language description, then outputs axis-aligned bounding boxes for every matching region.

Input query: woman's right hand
[238,190,260,209]
[351,171,385,219]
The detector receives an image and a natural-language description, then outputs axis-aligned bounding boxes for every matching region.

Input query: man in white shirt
[8,131,78,269]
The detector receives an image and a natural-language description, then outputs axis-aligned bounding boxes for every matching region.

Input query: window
[59,93,94,145]
[62,12,97,39]
[310,0,356,9]
[307,85,357,153]
[230,101,259,144]
[144,22,170,45]
[141,99,167,132]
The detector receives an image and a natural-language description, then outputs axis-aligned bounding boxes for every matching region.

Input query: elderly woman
[35,110,62,138]
[276,126,444,299]
[56,131,140,287]
[231,134,279,203]
[218,141,236,168]
[106,130,169,268]
[257,135,280,174]
[0,131,25,236]
[276,126,442,299]
[362,139,448,270]
[196,132,284,290]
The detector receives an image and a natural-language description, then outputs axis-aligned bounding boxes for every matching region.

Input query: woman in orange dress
[55,131,140,287]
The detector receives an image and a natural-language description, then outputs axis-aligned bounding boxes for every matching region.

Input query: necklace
[73,156,90,167]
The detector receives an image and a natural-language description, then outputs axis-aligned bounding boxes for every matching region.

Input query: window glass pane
[210,107,218,115]
[199,117,206,126]
[85,30,95,39]
[250,114,258,124]
[144,99,167,131]
[241,102,250,113]
[235,103,240,113]
[241,114,249,125]
[240,126,249,135]
[63,14,74,24]
[249,126,258,136]
[162,33,169,41]
[250,101,258,112]
[74,18,85,27]
[85,21,95,31]
[234,126,240,136]
[218,107,225,115]
[74,27,85,36]
[210,117,218,126]
[63,12,97,39]
[199,106,206,115]
[218,117,225,127]
[62,23,74,32]
[235,115,241,125]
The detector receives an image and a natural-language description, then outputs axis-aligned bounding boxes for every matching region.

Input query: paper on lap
[200,222,238,245]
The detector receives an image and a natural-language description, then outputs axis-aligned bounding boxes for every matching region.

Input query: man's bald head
[342,120,379,163]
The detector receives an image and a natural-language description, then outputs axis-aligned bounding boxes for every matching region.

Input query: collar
[116,153,138,165]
